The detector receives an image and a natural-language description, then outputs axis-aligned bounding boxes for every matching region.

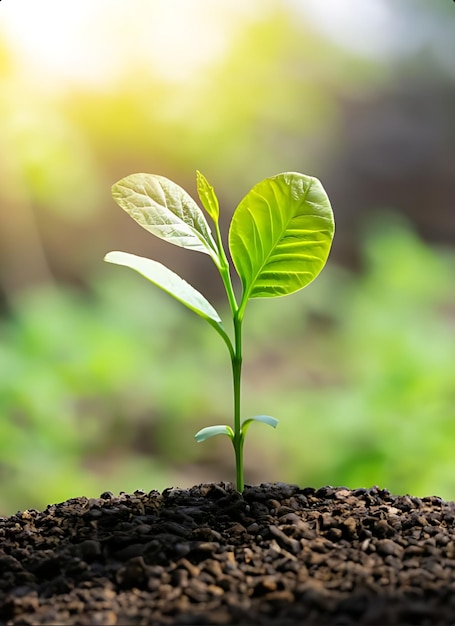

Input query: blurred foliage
[270,218,455,498]
[0,4,387,305]
[0,221,454,513]
[0,1,455,512]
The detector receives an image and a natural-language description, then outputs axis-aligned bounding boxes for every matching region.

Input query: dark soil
[1,483,455,626]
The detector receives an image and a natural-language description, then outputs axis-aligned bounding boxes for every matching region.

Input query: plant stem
[215,224,238,317]
[220,265,238,318]
[213,221,244,490]
[232,310,244,491]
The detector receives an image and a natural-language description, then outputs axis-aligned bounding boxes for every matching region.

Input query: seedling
[105,171,334,491]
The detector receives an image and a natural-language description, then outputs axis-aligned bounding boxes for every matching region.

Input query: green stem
[232,310,244,491]
[214,222,238,316]
[209,319,235,362]
[220,265,238,318]
[212,219,244,490]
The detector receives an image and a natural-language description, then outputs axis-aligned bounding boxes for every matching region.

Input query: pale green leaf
[112,173,219,264]
[196,170,219,222]
[104,251,223,328]
[194,424,234,442]
[241,415,279,436]
[229,173,334,307]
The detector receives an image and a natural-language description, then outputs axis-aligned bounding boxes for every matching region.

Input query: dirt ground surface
[1,482,455,625]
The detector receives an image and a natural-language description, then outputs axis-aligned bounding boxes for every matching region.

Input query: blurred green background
[1,0,454,514]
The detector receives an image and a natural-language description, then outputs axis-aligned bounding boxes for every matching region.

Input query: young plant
[105,171,334,491]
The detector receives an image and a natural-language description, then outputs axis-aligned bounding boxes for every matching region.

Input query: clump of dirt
[1,483,455,625]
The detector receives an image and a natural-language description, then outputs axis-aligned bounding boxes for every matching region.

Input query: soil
[1,483,455,626]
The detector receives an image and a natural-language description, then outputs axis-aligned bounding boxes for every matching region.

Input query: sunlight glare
[0,0,259,87]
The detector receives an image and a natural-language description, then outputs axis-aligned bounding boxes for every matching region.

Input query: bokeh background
[1,0,454,514]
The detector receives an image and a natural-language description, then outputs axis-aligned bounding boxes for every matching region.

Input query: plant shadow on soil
[1,482,455,625]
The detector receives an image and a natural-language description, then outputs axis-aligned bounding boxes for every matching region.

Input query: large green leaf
[104,251,224,331]
[229,173,334,308]
[112,174,219,264]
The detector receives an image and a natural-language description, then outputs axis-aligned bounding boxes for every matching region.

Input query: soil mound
[1,483,455,625]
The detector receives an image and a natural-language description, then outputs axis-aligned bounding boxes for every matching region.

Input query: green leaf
[194,424,234,443]
[241,415,279,436]
[112,173,220,264]
[229,173,334,308]
[196,171,219,222]
[104,251,223,329]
